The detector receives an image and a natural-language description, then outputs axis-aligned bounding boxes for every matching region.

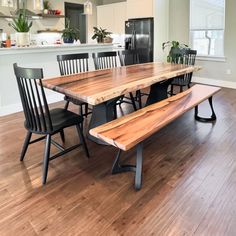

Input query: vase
[16,32,30,47]
[97,37,104,43]
[63,38,74,44]
[43,9,49,14]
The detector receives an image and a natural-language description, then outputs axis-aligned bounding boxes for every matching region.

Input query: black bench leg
[112,150,136,174]
[111,143,143,191]
[195,96,217,122]
[135,143,143,190]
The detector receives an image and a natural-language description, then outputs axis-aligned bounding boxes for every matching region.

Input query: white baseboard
[0,94,64,117]
[192,76,236,89]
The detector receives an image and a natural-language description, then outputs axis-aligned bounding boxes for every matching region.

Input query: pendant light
[34,0,43,11]
[84,0,92,15]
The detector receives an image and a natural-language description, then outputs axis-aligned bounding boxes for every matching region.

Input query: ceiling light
[84,0,92,15]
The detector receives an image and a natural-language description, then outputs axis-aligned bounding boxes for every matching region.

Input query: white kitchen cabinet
[126,0,154,19]
[97,2,126,35]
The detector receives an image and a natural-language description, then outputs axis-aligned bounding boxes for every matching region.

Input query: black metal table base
[146,80,172,106]
[88,97,120,145]
[112,143,143,190]
[194,96,216,122]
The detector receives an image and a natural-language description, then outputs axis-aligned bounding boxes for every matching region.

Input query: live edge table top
[42,62,200,106]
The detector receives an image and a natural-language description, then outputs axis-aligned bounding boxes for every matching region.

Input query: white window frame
[189,0,226,61]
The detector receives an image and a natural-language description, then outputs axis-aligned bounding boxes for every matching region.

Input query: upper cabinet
[126,0,153,19]
[97,2,126,35]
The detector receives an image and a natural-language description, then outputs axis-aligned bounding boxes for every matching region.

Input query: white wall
[154,0,169,61]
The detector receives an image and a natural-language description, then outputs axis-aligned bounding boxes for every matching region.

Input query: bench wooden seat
[90,84,221,190]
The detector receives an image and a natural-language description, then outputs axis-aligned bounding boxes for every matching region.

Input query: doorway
[65,2,87,43]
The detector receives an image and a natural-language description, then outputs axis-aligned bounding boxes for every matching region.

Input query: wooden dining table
[42,62,200,144]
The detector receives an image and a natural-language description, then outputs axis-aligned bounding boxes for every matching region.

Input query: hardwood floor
[0,87,236,235]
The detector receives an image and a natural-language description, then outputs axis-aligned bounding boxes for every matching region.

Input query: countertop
[0,43,115,55]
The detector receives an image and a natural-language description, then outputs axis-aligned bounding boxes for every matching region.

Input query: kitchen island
[0,43,116,116]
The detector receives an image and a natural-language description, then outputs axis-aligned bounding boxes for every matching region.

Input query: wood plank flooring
[0,87,236,235]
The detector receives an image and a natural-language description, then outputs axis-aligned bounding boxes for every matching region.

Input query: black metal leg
[129,92,137,111]
[180,86,183,93]
[64,100,70,110]
[76,124,90,158]
[135,143,143,190]
[195,96,217,122]
[20,131,32,161]
[88,97,120,145]
[60,130,65,143]
[146,80,172,106]
[42,135,51,185]
[112,150,136,174]
[111,143,143,190]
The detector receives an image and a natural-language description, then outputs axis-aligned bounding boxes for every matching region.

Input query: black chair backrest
[119,49,140,66]
[171,48,197,66]
[57,53,89,75]
[92,51,118,70]
[172,49,197,85]
[13,63,53,133]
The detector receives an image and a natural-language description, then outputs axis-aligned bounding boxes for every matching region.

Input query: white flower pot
[16,32,30,47]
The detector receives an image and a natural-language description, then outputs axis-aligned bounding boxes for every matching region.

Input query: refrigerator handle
[131,30,136,50]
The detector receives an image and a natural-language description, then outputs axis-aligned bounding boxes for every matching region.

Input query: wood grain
[90,84,221,151]
[42,62,201,105]
[1,87,236,235]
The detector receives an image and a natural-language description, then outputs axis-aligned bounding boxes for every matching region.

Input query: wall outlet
[226,69,231,75]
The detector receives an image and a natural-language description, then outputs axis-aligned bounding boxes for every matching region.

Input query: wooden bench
[89,84,221,190]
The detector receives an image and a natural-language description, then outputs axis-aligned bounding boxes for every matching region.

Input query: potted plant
[162,41,189,63]
[43,0,51,15]
[62,18,79,44]
[9,10,33,47]
[92,27,112,43]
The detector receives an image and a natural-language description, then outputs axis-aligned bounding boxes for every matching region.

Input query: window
[190,0,225,57]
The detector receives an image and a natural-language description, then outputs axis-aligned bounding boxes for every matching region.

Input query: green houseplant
[162,41,189,63]
[43,0,51,14]
[92,27,112,43]
[9,9,33,47]
[62,18,79,44]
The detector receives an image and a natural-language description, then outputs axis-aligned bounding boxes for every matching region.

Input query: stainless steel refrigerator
[125,17,154,63]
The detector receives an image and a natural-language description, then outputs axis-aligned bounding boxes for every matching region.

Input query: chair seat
[25,108,83,134]
[64,95,87,106]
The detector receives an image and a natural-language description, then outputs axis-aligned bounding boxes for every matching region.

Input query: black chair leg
[85,103,89,118]
[76,125,90,158]
[20,131,32,161]
[170,84,174,96]
[114,106,118,119]
[180,86,183,93]
[42,135,51,185]
[80,104,84,117]
[60,130,65,143]
[64,100,70,110]
[129,92,137,111]
[136,90,143,109]
[79,105,84,132]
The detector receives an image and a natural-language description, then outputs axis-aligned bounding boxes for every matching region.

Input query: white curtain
[190,0,225,30]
